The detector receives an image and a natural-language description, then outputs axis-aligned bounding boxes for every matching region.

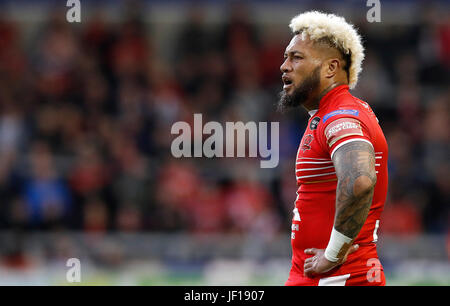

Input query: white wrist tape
[324,228,353,262]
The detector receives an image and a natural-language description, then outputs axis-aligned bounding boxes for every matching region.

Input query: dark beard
[277,66,321,113]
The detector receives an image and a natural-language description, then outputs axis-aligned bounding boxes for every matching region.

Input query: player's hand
[303,244,359,278]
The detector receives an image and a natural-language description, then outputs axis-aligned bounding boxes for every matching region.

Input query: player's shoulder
[321,92,372,126]
[330,90,369,111]
[318,92,377,151]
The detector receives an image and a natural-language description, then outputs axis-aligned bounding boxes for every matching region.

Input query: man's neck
[302,82,346,112]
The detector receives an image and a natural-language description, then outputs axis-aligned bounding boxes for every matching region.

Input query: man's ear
[323,58,341,79]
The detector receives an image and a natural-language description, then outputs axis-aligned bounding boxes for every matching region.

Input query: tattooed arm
[332,141,377,240]
[303,140,376,277]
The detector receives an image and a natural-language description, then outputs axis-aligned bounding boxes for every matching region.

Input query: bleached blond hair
[289,11,364,89]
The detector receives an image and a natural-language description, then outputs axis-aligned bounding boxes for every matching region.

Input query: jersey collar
[308,109,318,117]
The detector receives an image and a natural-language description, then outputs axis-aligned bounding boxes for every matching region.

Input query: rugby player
[279,11,388,286]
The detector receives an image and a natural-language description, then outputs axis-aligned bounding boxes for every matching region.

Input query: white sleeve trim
[330,138,373,160]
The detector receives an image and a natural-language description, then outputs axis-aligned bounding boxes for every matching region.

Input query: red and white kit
[286,85,388,286]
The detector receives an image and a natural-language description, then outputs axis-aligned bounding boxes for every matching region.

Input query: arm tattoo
[332,141,377,239]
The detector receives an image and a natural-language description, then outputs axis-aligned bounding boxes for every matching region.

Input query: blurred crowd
[0,1,448,238]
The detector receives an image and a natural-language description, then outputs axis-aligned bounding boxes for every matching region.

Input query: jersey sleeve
[319,110,374,159]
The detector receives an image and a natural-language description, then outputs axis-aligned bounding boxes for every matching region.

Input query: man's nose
[280,59,291,73]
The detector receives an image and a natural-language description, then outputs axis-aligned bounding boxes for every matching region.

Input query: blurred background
[0,0,448,285]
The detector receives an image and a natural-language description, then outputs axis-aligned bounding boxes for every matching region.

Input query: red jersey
[286,85,388,286]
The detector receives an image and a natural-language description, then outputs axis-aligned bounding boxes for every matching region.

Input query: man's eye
[294,56,303,60]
